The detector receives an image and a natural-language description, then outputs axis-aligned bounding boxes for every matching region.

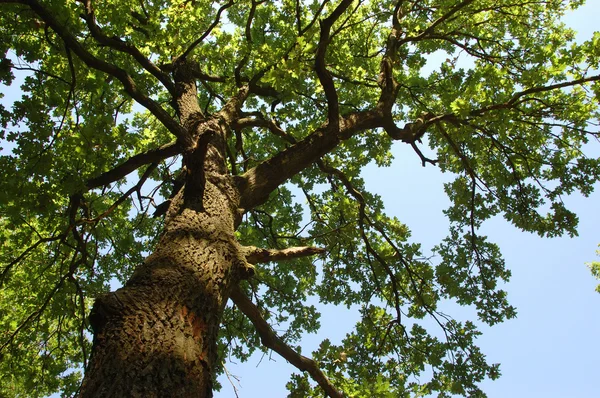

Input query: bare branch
[229,286,343,398]
[222,363,241,398]
[243,246,326,264]
[410,141,438,167]
[85,141,180,191]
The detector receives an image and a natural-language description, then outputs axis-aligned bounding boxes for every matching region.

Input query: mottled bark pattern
[81,175,248,397]
[79,59,251,397]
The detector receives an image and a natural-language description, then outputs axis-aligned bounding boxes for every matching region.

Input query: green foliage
[0,0,599,397]
[587,245,600,293]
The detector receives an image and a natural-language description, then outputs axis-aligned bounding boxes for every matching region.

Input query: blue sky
[216,2,600,397]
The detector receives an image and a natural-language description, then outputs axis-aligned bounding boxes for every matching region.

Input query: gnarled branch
[314,0,354,129]
[229,286,343,398]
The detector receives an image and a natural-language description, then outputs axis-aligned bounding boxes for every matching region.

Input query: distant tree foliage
[588,245,600,293]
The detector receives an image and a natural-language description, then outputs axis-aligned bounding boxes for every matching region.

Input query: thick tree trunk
[78,59,254,397]
[80,176,248,397]
[79,97,252,396]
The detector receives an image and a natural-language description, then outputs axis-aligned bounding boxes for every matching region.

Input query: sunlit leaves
[1,0,599,396]
[287,307,501,397]
[434,227,515,325]
[587,245,600,293]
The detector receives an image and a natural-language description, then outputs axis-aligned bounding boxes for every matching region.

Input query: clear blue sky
[216,2,600,397]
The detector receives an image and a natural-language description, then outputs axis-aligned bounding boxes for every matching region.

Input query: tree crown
[0,0,599,396]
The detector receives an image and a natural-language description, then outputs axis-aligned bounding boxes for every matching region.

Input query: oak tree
[1,0,599,396]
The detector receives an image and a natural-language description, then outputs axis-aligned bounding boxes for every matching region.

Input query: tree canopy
[0,0,599,396]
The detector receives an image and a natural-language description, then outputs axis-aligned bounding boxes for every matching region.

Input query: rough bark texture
[81,170,250,397]
[78,59,252,397]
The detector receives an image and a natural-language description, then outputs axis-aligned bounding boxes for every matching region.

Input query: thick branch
[2,0,190,146]
[233,116,295,144]
[238,108,382,211]
[314,0,354,129]
[248,81,281,100]
[78,0,176,95]
[243,246,326,264]
[85,141,180,190]
[160,60,227,83]
[218,85,251,124]
[193,69,227,83]
[229,286,343,398]
[173,59,206,127]
[376,2,403,110]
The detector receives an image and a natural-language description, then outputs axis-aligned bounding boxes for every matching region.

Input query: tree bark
[80,172,250,397]
[79,60,252,397]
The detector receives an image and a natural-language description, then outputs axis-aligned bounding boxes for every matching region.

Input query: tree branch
[1,0,191,147]
[243,246,326,264]
[78,0,176,95]
[300,0,329,36]
[498,74,600,110]
[237,108,382,211]
[0,232,67,287]
[397,0,477,45]
[229,286,343,398]
[314,0,354,129]
[85,141,180,190]
[375,1,403,110]
[218,85,251,124]
[82,163,158,224]
[179,0,235,60]
[233,115,295,144]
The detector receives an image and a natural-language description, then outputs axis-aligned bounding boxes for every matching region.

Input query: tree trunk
[77,58,255,397]
[80,175,248,397]
[79,108,251,396]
